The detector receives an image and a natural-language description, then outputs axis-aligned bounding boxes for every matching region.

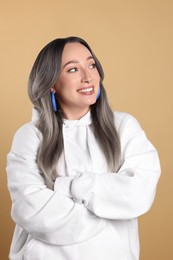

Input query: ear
[50,87,56,93]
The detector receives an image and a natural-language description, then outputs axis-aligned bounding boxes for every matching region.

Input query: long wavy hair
[28,36,121,189]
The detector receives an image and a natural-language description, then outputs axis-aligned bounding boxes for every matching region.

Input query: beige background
[0,0,172,259]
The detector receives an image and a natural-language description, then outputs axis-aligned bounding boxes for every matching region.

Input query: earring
[50,88,58,112]
[96,86,101,100]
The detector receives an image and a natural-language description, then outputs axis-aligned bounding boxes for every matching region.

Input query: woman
[7,36,161,260]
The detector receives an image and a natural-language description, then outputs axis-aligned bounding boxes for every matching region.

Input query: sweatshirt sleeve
[6,123,107,246]
[71,113,161,219]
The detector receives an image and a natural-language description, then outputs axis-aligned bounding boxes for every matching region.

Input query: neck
[62,107,90,120]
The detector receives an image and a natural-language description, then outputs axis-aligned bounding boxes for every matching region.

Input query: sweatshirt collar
[31,107,92,126]
[31,107,40,122]
[63,111,92,127]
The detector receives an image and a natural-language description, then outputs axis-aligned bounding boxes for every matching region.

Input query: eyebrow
[62,56,94,69]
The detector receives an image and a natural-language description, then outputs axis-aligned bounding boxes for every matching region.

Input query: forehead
[61,42,92,63]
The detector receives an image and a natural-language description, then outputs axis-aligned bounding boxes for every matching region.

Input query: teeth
[78,87,93,93]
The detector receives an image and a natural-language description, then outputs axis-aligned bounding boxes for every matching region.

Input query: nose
[81,69,93,83]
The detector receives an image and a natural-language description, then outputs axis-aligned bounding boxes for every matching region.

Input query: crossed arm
[7,114,160,246]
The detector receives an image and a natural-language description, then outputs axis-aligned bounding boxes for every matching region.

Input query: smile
[77,87,94,94]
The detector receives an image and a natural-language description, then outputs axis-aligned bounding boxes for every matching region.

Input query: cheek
[96,78,100,88]
[58,76,77,89]
[95,71,101,83]
[55,81,76,98]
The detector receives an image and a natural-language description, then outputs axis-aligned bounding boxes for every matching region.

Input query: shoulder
[10,121,40,156]
[14,121,39,139]
[113,111,143,140]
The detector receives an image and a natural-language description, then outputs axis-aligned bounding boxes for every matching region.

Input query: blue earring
[51,90,58,112]
[96,86,101,100]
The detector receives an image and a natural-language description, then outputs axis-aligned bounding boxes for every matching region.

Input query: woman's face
[54,42,100,119]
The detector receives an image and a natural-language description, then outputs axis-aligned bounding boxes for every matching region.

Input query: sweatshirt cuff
[54,176,75,198]
[71,173,95,204]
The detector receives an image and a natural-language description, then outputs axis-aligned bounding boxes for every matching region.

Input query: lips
[77,86,94,95]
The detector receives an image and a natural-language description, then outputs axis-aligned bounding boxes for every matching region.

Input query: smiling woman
[6,36,161,260]
[54,42,100,119]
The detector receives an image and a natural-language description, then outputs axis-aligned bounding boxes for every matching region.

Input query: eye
[68,67,78,73]
[89,63,96,69]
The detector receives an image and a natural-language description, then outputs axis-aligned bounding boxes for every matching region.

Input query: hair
[28,36,121,189]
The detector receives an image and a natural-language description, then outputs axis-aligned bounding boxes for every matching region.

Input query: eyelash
[89,63,96,69]
[68,67,78,73]
[67,63,96,73]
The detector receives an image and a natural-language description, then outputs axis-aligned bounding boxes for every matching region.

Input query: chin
[86,96,97,105]
[78,96,97,109]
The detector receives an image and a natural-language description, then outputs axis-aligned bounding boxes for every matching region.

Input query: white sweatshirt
[7,109,161,260]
